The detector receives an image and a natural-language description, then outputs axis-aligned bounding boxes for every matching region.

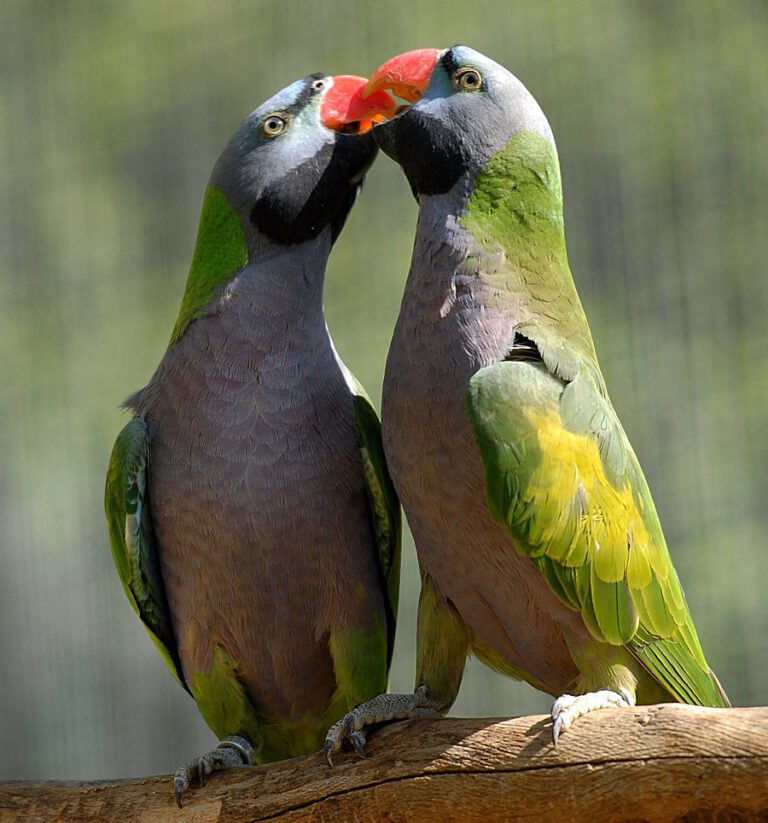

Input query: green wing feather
[105,416,188,692]
[466,344,727,707]
[348,379,401,668]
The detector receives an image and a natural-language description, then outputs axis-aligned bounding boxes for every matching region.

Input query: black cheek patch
[249,132,377,245]
[375,109,470,196]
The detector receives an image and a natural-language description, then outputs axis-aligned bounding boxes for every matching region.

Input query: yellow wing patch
[525,408,654,589]
[468,360,723,702]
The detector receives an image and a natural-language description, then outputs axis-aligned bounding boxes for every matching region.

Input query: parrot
[104,72,400,805]
[325,45,728,762]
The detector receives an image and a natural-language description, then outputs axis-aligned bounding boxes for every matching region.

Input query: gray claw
[550,689,634,746]
[174,769,189,808]
[173,734,258,806]
[323,739,335,768]
[349,730,368,758]
[552,716,563,746]
[323,688,443,768]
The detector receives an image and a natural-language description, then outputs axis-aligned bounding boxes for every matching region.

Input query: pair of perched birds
[105,46,729,805]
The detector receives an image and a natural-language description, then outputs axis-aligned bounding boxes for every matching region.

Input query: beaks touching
[363,48,443,104]
[320,75,397,133]
[322,50,443,134]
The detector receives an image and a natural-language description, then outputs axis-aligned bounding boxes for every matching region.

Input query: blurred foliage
[0,0,766,779]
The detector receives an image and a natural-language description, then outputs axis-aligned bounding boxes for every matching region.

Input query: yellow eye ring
[262,114,288,138]
[453,67,482,92]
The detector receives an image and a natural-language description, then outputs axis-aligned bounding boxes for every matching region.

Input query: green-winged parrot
[325,45,728,761]
[104,73,400,804]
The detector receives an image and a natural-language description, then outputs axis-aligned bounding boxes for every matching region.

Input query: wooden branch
[1,705,767,822]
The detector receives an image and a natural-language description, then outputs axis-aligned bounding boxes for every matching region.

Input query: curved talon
[323,689,444,767]
[324,738,336,768]
[173,734,259,805]
[174,756,208,806]
[552,715,564,745]
[551,689,634,745]
[173,772,188,809]
[324,717,349,767]
[349,730,368,758]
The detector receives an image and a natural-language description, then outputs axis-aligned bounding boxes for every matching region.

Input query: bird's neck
[406,131,594,359]
[168,185,334,347]
[460,129,571,288]
[133,232,337,418]
[212,232,333,340]
[168,181,334,350]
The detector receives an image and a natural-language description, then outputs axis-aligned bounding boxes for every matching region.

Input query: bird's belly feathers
[382,309,582,694]
[137,326,384,727]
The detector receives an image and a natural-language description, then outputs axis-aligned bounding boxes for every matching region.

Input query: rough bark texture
[2,705,766,822]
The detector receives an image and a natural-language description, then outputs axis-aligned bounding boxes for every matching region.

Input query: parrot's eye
[261,114,288,138]
[311,78,327,92]
[453,68,483,92]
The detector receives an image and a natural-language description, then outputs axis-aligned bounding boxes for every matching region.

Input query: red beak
[320,75,398,133]
[363,48,443,103]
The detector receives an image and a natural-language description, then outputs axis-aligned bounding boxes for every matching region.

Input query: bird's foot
[551,688,634,744]
[173,734,258,807]
[324,685,442,766]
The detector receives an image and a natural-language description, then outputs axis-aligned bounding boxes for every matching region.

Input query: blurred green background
[1,0,766,780]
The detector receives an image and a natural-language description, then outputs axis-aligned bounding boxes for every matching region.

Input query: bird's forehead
[251,75,322,119]
[444,45,506,81]
[421,46,504,104]
[446,44,484,68]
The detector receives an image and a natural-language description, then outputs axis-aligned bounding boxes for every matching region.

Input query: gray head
[167,75,397,346]
[365,45,555,197]
[211,73,396,247]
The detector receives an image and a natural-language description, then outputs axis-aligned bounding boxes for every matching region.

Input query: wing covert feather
[105,416,188,691]
[467,355,726,706]
[350,385,402,669]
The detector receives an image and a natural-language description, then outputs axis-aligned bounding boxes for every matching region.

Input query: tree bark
[1,705,766,822]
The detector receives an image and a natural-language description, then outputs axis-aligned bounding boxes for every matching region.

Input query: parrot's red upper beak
[363,49,443,104]
[320,75,397,133]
